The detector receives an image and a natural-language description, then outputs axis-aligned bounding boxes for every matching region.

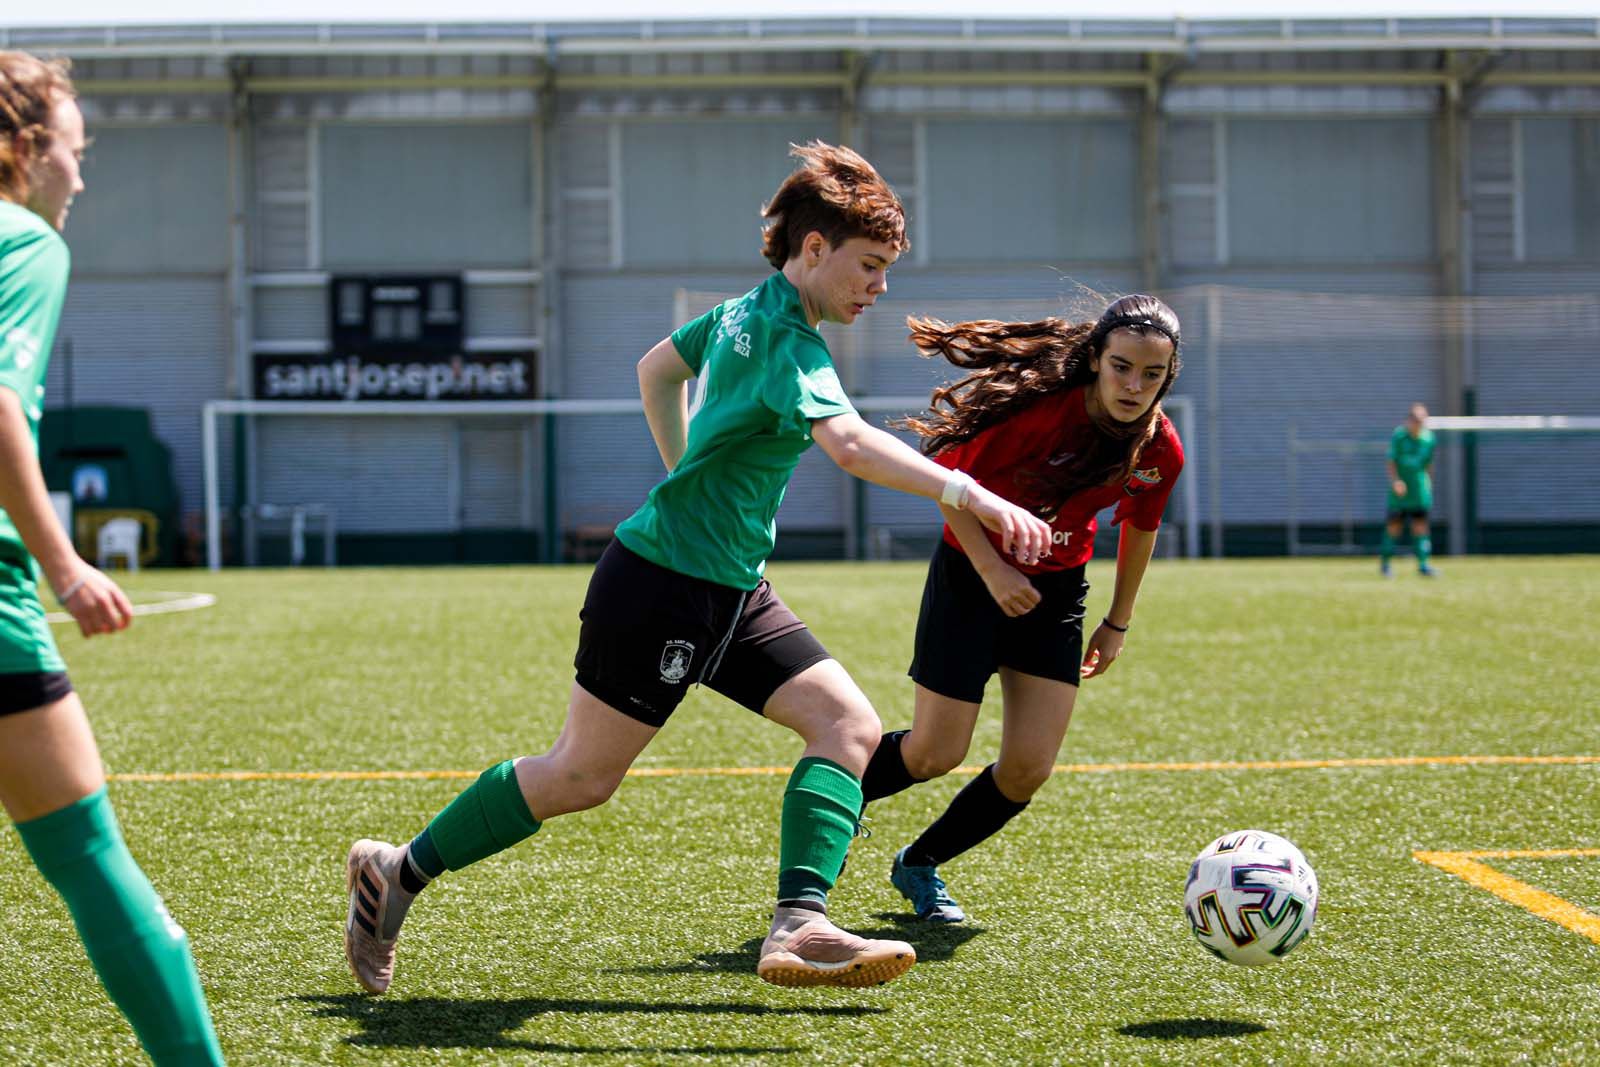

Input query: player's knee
[538,761,625,816]
[561,775,622,814]
[902,740,963,781]
[993,758,1052,800]
[832,704,882,763]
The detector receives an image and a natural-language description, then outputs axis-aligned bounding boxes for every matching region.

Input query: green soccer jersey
[615,272,855,590]
[1387,425,1436,511]
[0,202,68,672]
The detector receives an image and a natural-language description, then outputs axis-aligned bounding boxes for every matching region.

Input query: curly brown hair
[0,51,75,205]
[899,294,1182,516]
[760,142,908,268]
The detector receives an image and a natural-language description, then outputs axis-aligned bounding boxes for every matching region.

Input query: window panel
[621,121,835,268]
[65,125,229,273]
[923,119,1138,263]
[320,124,532,270]
[1227,119,1434,264]
[1523,117,1600,263]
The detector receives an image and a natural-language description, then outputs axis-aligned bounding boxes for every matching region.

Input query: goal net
[1288,416,1600,556]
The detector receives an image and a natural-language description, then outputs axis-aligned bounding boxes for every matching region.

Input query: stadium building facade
[5,16,1597,563]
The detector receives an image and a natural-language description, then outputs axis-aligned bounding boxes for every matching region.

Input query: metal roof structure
[4,17,1599,58]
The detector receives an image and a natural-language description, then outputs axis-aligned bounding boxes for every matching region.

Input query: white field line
[46,591,217,624]
[108,752,1600,784]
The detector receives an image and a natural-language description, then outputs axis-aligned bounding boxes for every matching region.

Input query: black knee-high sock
[861,730,925,804]
[902,764,1028,868]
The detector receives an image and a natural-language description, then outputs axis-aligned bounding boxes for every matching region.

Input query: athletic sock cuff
[787,756,863,808]
[406,831,445,882]
[15,787,119,872]
[433,760,542,872]
[478,760,541,845]
[975,764,1030,815]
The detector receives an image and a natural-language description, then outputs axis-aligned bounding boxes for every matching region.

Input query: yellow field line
[1414,849,1600,945]
[106,752,1600,784]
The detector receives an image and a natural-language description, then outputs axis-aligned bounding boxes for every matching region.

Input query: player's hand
[966,484,1052,565]
[54,562,133,638]
[978,562,1042,617]
[1392,480,1407,497]
[1080,621,1126,679]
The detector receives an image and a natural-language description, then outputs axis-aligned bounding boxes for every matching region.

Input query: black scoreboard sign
[254,274,536,401]
[332,275,463,354]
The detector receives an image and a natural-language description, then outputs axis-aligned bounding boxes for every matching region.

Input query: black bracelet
[1100,617,1129,633]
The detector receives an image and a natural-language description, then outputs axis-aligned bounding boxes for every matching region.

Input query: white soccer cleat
[756,909,916,988]
[344,838,405,994]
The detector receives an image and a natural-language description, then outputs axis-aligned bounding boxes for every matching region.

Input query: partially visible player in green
[1381,402,1437,578]
[343,142,1053,994]
[0,51,225,1065]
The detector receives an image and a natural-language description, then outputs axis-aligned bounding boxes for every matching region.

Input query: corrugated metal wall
[38,33,1600,559]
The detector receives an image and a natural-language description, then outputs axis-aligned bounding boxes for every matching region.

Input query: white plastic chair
[97,518,143,572]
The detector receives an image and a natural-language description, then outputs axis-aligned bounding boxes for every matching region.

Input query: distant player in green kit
[343,142,1052,993]
[0,52,224,1064]
[1381,403,1437,578]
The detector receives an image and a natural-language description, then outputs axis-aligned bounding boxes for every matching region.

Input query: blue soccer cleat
[891,846,966,923]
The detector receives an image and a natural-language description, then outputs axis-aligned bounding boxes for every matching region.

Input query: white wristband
[941,469,975,509]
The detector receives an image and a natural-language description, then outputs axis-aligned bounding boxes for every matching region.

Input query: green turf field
[1,556,1597,1065]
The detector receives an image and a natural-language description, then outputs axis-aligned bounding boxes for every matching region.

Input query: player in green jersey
[0,52,224,1065]
[344,142,1052,993]
[1381,403,1438,578]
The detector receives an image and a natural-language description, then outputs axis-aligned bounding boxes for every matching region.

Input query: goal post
[203,396,1220,571]
[1286,415,1600,557]
[201,398,639,571]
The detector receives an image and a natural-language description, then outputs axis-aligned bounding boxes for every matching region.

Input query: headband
[1100,314,1179,348]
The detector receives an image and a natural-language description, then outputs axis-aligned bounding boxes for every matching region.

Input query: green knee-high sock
[776,757,863,908]
[1415,536,1432,571]
[17,788,224,1066]
[421,760,542,872]
[1380,530,1395,566]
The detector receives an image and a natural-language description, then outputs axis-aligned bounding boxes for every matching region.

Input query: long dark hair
[899,294,1182,516]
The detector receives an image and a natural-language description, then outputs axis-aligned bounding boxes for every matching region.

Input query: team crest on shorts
[659,640,695,684]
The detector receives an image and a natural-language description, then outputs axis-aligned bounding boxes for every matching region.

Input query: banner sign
[252,273,536,400]
[255,353,535,401]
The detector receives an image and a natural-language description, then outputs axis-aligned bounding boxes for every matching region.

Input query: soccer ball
[1184,829,1319,966]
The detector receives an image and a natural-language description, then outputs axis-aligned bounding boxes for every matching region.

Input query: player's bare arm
[637,337,696,472]
[1082,523,1158,679]
[1387,458,1406,497]
[0,389,130,637]
[939,502,1042,618]
[810,412,1051,564]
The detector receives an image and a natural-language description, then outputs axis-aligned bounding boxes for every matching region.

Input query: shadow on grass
[612,920,977,977]
[870,914,986,963]
[295,993,854,1053]
[1118,1018,1269,1041]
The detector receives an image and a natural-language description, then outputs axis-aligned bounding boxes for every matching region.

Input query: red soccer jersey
[934,386,1184,572]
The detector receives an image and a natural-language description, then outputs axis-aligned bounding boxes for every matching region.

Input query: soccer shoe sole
[756,943,916,988]
[344,839,395,995]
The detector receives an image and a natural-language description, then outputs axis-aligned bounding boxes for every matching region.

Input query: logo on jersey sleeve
[716,301,754,358]
[1129,466,1162,485]
[659,640,696,684]
[3,327,41,370]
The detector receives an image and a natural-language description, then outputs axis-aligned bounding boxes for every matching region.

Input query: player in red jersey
[861,294,1184,922]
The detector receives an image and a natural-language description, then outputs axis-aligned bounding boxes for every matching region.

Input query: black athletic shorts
[0,671,74,717]
[1387,507,1429,522]
[574,540,832,728]
[909,540,1089,704]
